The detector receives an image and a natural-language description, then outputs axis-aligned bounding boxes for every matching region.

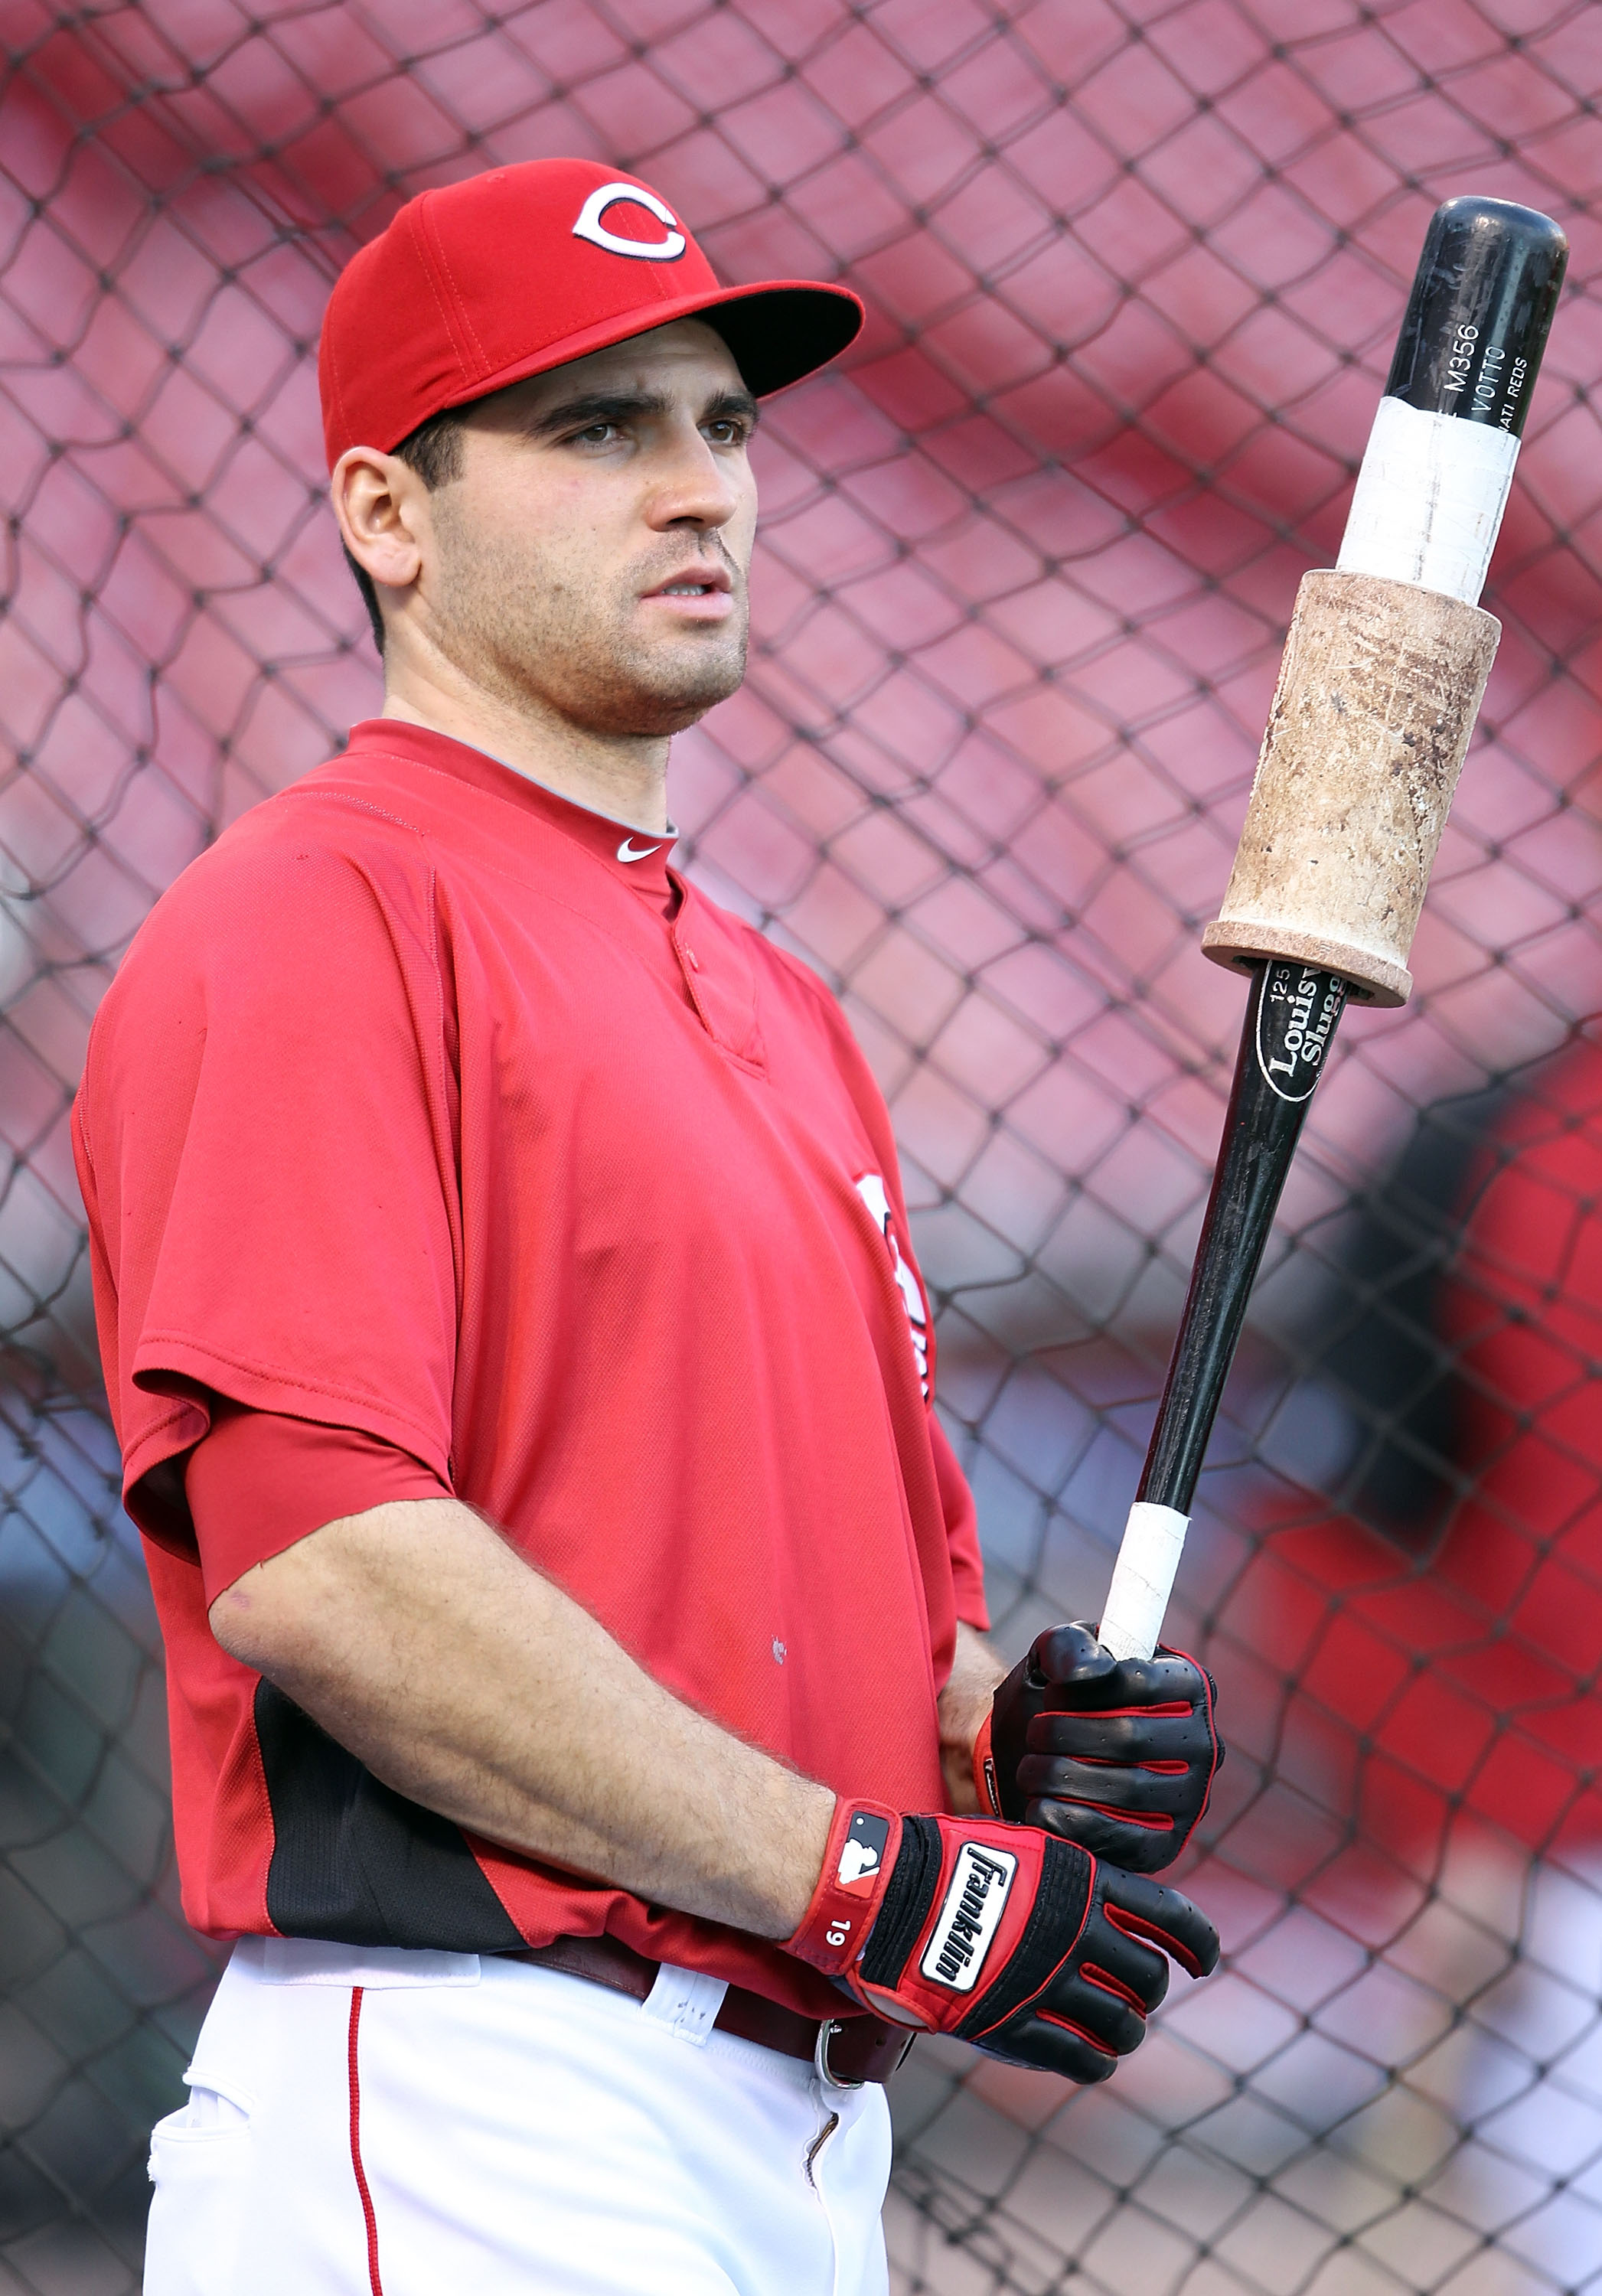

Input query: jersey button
[683,947,701,971]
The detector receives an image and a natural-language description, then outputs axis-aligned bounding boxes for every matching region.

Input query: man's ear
[331,446,426,598]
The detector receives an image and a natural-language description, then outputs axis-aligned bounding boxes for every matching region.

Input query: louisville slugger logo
[920,1842,1016,1991]
[1255,963,1345,1104]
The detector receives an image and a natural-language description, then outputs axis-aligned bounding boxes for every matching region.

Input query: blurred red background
[2,5,1600,2290]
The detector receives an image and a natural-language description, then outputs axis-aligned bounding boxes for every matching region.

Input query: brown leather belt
[507,1934,913,2088]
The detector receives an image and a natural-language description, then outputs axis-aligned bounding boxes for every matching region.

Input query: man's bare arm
[938,1618,1007,1813]
[208,1499,834,1939]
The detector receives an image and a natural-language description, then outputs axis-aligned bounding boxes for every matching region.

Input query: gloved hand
[788,1799,1218,2083]
[974,1624,1222,1874]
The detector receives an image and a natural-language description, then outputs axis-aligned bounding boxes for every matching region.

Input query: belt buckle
[814,2016,866,2092]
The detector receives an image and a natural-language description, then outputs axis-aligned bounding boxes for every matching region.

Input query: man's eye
[705,419,746,445]
[575,422,618,445]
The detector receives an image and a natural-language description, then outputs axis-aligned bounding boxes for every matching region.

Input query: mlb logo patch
[836,1812,890,1894]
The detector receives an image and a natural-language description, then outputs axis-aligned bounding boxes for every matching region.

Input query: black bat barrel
[1384,195,1568,439]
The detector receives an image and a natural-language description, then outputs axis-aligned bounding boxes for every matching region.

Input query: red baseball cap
[318,158,863,469]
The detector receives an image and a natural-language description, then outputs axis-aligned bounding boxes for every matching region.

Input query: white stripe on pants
[145,1936,892,2296]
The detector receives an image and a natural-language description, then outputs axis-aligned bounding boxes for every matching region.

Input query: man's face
[416,319,758,738]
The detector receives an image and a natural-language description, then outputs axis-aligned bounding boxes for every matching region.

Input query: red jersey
[73,719,987,2017]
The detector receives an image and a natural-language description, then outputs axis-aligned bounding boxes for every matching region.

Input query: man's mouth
[644,566,734,601]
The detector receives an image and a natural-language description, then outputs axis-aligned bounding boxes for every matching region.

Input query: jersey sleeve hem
[128,1336,453,1492]
[186,1405,453,1604]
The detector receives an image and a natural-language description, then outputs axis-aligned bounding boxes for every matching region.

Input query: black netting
[3,4,1600,2289]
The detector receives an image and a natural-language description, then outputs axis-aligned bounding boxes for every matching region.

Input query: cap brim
[693,282,864,397]
[413,279,863,439]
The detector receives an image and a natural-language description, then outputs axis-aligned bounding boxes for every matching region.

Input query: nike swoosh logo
[616,837,663,863]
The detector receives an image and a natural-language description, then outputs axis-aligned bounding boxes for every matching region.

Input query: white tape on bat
[1098,1501,1189,1663]
[1336,395,1519,607]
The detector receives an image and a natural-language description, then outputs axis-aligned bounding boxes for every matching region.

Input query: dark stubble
[429,500,749,739]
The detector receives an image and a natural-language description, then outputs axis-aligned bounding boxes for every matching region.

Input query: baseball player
[73,159,1223,2295]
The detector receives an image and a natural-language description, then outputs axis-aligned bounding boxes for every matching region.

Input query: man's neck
[379,675,670,837]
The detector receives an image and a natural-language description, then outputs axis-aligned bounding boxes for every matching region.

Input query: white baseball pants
[144,1937,892,2295]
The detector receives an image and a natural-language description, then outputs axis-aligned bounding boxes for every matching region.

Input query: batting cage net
[2,2,1600,2289]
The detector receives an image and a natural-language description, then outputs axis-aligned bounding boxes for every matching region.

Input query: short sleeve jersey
[73,721,987,2018]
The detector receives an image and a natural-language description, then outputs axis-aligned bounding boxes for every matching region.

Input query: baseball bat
[1098,196,1568,1664]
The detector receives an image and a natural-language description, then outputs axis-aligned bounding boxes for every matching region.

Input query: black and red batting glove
[788,1800,1218,2084]
[974,1625,1223,1874]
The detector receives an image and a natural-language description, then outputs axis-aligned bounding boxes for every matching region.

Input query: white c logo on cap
[571,184,687,263]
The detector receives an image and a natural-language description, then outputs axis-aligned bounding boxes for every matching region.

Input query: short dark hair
[344,406,468,655]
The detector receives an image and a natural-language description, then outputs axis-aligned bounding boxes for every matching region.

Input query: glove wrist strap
[785,1799,901,1977]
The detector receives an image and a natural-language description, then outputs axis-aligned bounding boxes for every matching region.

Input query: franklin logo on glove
[920,1843,1016,1991]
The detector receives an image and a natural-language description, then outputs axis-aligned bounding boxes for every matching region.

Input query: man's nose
[646,420,742,530]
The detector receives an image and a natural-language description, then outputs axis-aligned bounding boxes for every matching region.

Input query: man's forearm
[209,1498,834,1939]
[939,1619,1007,1812]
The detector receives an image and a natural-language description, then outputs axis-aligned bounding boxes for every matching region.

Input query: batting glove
[788,1799,1218,2083]
[974,1624,1223,1874]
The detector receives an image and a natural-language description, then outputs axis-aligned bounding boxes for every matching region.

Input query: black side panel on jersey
[255,1682,524,1950]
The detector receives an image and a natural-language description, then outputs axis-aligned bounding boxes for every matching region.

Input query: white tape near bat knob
[1336,396,1518,606]
[1099,1502,1189,1662]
